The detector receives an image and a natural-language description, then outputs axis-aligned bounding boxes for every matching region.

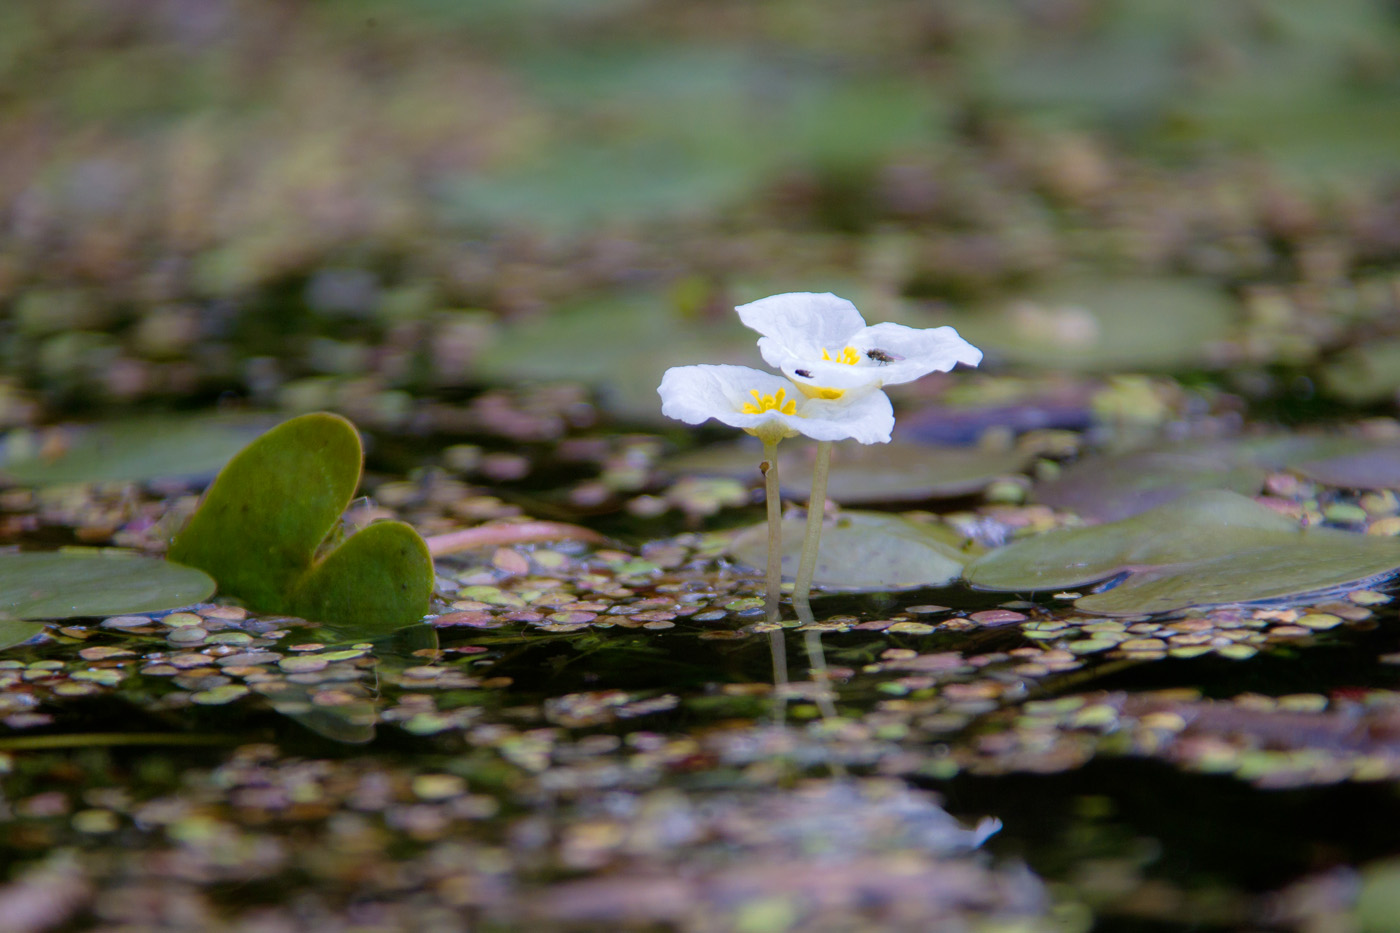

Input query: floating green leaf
[1320,340,1400,406]
[731,511,977,591]
[672,440,1033,504]
[0,414,273,487]
[0,550,215,621]
[168,413,434,634]
[965,490,1400,615]
[476,290,754,422]
[945,278,1236,372]
[289,521,435,630]
[1033,444,1267,521]
[0,619,46,651]
[1291,442,1400,490]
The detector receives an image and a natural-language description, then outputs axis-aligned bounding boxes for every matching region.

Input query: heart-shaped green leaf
[168,413,433,633]
[288,520,434,630]
[965,490,1400,616]
[730,510,978,590]
[0,550,215,621]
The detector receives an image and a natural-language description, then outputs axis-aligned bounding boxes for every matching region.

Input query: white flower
[659,364,893,445]
[735,292,983,398]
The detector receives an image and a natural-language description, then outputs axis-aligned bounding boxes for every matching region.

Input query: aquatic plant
[660,293,980,617]
[658,363,891,619]
[735,292,981,608]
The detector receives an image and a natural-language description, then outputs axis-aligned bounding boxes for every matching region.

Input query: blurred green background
[2,0,1399,423]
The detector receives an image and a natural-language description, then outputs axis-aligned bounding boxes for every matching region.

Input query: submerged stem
[768,628,789,723]
[793,440,833,608]
[794,601,839,722]
[760,438,783,624]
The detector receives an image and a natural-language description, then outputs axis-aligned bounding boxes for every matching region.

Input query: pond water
[4,411,1400,932]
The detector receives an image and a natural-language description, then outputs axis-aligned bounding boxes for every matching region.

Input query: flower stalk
[793,439,832,609]
[760,438,783,623]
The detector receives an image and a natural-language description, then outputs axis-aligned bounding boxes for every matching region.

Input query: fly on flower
[735,292,982,396]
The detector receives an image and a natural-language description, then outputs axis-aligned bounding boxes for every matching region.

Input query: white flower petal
[798,389,894,444]
[659,365,790,429]
[738,293,982,396]
[658,364,893,444]
[847,321,983,385]
[736,293,866,366]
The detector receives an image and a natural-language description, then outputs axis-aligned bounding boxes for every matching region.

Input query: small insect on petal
[865,348,904,364]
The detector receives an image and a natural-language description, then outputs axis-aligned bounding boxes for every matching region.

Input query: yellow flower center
[796,385,845,400]
[741,387,797,416]
[822,346,861,365]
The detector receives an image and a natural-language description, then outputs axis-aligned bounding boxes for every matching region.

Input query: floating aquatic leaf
[1320,340,1400,405]
[1033,444,1267,521]
[730,510,977,590]
[169,413,434,634]
[0,550,215,621]
[476,291,754,422]
[1033,433,1400,520]
[0,414,273,487]
[945,278,1235,372]
[966,490,1400,615]
[0,619,45,651]
[1291,442,1400,490]
[289,521,434,635]
[669,439,1033,504]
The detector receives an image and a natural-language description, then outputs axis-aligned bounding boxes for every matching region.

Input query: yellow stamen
[792,383,846,400]
[742,387,797,416]
[821,346,861,365]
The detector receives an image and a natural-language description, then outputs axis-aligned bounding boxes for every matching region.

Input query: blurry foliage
[0,0,1396,422]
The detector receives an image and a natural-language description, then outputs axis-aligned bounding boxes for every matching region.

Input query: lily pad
[0,619,47,651]
[965,490,1400,615]
[730,511,977,591]
[0,550,215,621]
[0,414,273,487]
[1033,444,1268,521]
[1291,442,1400,490]
[669,440,1034,504]
[944,278,1236,372]
[168,413,434,634]
[475,291,755,422]
[1320,340,1400,406]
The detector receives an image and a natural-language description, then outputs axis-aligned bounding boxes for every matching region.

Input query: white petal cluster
[658,365,893,445]
[736,292,982,397]
[658,292,980,446]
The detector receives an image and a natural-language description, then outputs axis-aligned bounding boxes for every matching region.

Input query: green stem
[761,438,783,624]
[793,440,832,608]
